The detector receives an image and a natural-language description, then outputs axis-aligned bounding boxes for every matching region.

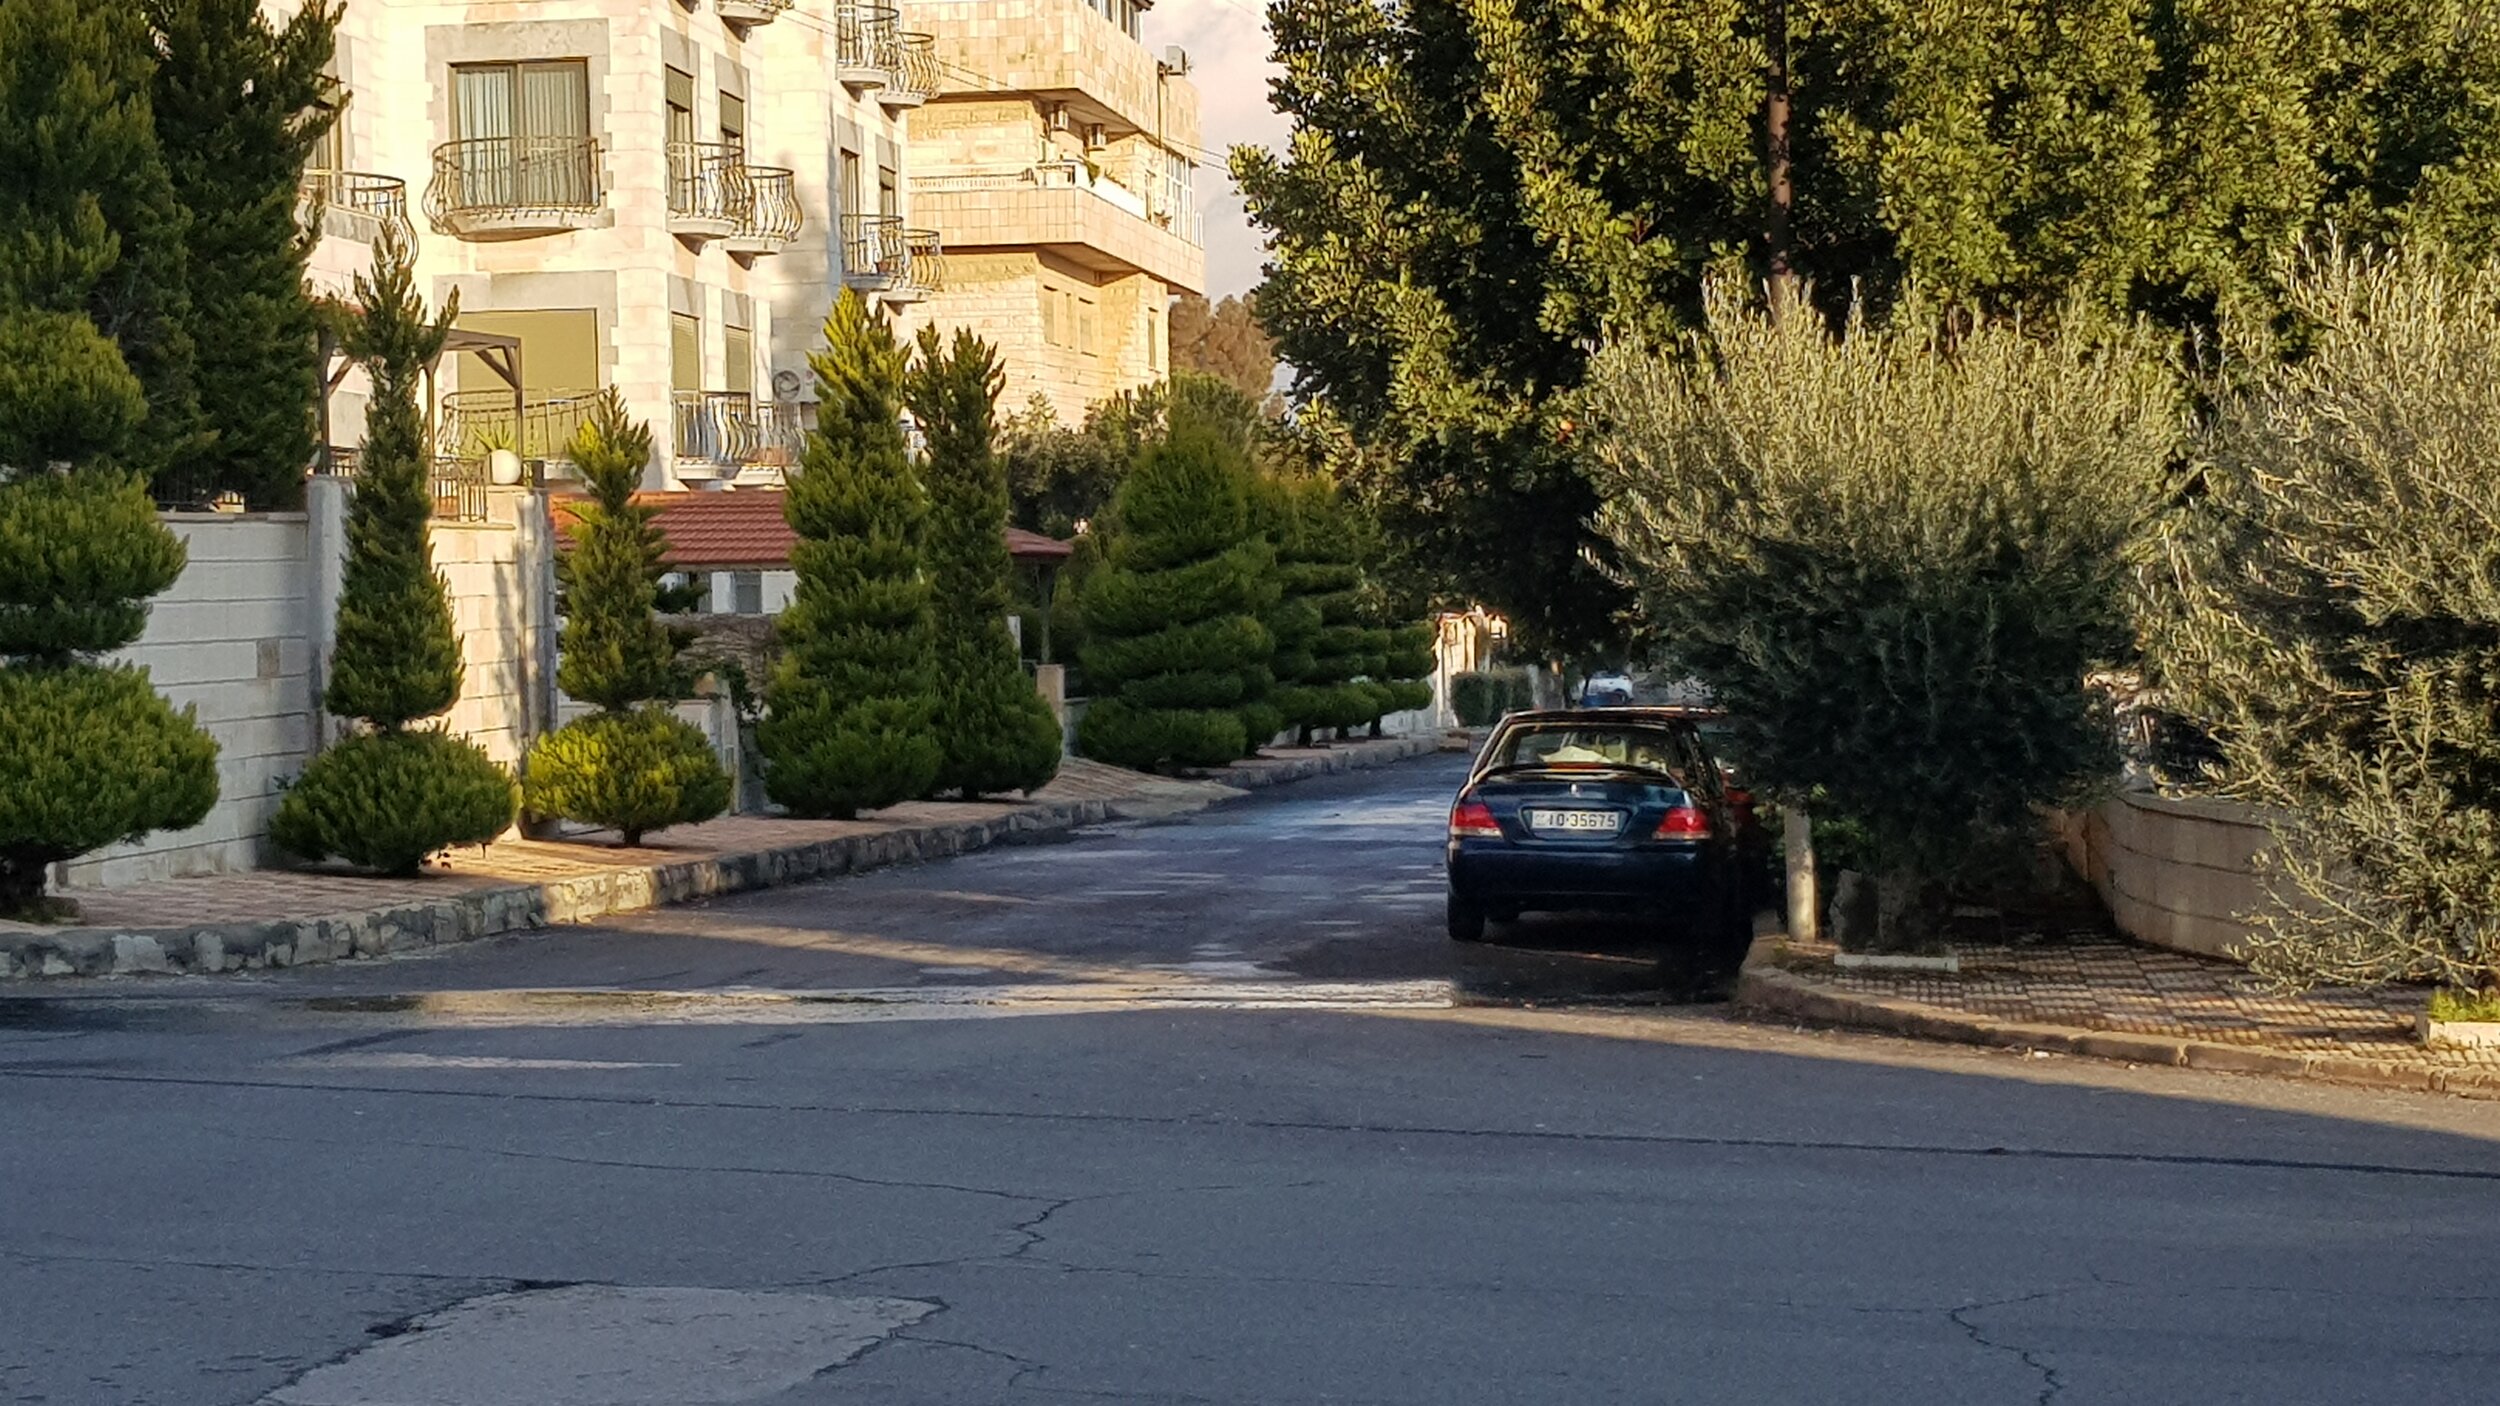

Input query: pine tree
[907,326,1062,798]
[1076,423,1273,771]
[268,227,516,874]
[524,393,729,844]
[0,0,218,916]
[0,0,200,488]
[759,291,941,818]
[144,0,337,508]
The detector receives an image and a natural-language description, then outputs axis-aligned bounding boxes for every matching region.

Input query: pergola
[315,323,530,485]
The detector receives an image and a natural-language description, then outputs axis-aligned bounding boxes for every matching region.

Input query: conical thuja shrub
[1076,422,1273,770]
[908,325,1060,798]
[524,392,729,844]
[759,290,941,818]
[269,227,516,875]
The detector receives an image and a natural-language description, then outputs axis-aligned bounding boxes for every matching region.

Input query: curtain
[520,62,591,205]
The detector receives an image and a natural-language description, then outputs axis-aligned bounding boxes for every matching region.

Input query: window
[665,66,696,148]
[878,166,898,220]
[1041,290,1057,346]
[724,323,753,397]
[1077,297,1097,357]
[1486,723,1697,782]
[839,148,860,217]
[312,60,346,173]
[452,60,592,206]
[731,571,764,616]
[719,91,745,156]
[671,312,701,393]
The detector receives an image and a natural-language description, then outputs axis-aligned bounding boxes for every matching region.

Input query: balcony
[879,31,938,109]
[439,387,604,465]
[737,401,806,485]
[667,141,750,243]
[910,160,1204,288]
[882,228,944,304]
[426,136,604,240]
[674,390,805,481]
[715,0,790,28]
[837,2,898,92]
[297,170,412,248]
[726,166,801,258]
[841,213,906,291]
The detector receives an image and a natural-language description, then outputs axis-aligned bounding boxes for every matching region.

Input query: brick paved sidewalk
[1,737,1443,980]
[1739,928,2500,1098]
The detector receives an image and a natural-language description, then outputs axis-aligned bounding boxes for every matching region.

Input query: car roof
[1495,706,1724,725]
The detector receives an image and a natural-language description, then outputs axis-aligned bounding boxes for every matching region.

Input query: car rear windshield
[1484,724,1691,780]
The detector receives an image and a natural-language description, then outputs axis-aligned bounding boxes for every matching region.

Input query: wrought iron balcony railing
[439,387,603,463]
[425,136,603,239]
[666,141,751,240]
[727,166,801,256]
[298,169,412,246]
[672,390,758,477]
[841,212,907,288]
[837,2,900,88]
[884,228,943,303]
[881,30,939,107]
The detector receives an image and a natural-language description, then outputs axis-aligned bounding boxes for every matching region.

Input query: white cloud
[1143,0,1287,300]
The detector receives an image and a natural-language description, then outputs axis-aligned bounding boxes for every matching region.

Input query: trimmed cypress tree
[269,227,517,874]
[759,290,941,817]
[1294,485,1384,743]
[524,392,730,844]
[144,0,337,508]
[0,0,219,917]
[1076,422,1273,770]
[1252,474,1328,744]
[906,325,1061,798]
[1366,622,1438,735]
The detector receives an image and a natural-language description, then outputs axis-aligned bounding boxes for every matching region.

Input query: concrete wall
[61,515,320,889]
[57,490,557,891]
[2058,791,2281,962]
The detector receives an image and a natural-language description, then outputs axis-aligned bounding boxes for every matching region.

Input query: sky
[1142,0,1288,301]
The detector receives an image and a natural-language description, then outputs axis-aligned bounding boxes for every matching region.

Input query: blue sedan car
[1445,709,1753,961]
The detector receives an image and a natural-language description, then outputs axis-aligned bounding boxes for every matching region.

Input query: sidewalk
[1738,929,2500,1099]
[1,735,1444,981]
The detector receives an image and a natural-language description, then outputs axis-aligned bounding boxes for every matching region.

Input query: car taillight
[1449,798,1502,839]
[1654,804,1712,840]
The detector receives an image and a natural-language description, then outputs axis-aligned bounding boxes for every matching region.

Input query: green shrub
[2151,246,2500,997]
[0,663,217,907]
[907,325,1061,798]
[1075,420,1274,771]
[1587,283,2178,952]
[1451,670,1521,727]
[272,728,517,874]
[0,11,220,913]
[527,392,728,838]
[760,290,940,817]
[271,227,518,869]
[524,707,730,846]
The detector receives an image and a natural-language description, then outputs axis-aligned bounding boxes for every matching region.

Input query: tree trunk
[1782,805,1818,943]
[1763,0,1796,312]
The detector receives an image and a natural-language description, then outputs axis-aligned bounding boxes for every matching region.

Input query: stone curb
[3,736,1443,983]
[1186,733,1442,791]
[1731,935,2500,1102]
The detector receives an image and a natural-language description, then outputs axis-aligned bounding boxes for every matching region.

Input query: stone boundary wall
[56,487,556,891]
[2058,791,2279,962]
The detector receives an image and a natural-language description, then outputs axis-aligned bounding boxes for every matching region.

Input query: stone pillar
[1034,662,1068,725]
[304,474,353,749]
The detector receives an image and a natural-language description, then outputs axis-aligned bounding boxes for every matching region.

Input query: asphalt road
[4,754,2498,1404]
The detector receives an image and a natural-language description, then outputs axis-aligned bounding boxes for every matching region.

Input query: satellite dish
[771,369,806,401]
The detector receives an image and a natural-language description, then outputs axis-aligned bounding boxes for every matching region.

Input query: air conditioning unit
[1045,104,1073,136]
[1161,45,1191,78]
[1083,123,1108,152]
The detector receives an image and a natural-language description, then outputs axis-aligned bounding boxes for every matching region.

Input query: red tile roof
[554,491,1073,569]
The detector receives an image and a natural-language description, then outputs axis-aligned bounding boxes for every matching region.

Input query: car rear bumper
[1446,840,1714,910]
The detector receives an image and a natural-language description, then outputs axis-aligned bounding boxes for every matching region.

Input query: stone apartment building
[294,0,1206,490]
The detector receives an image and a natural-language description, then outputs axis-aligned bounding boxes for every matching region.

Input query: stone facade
[895,0,1206,422]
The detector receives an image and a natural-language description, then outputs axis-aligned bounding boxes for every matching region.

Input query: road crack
[1947,1289,2073,1405]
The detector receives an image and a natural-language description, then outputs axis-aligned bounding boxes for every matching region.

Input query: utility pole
[1763,0,1817,943]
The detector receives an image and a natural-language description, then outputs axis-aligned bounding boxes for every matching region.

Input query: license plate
[1530,808,1621,834]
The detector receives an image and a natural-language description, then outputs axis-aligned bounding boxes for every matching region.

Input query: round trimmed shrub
[271,729,518,875]
[0,663,218,912]
[524,706,730,846]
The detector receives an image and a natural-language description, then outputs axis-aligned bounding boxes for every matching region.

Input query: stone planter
[2418,1014,2500,1049]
